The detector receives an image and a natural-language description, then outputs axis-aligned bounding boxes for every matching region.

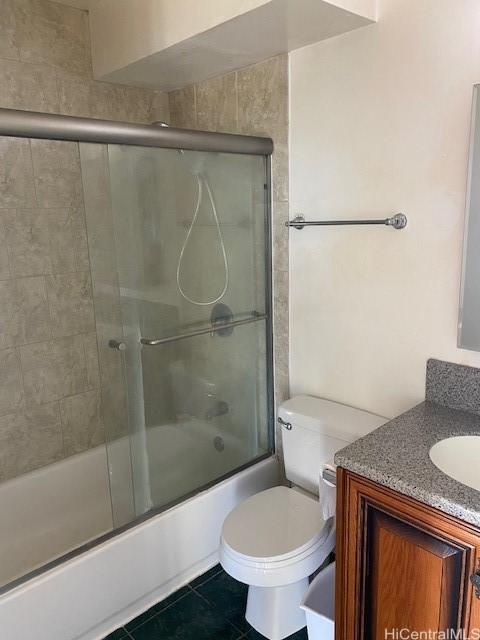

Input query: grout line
[188,585,210,605]
[188,565,223,589]
[10,328,100,352]
[155,587,191,614]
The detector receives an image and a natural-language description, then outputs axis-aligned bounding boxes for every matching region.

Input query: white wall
[289,0,480,419]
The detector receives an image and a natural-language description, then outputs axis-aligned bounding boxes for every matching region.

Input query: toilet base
[245,577,308,640]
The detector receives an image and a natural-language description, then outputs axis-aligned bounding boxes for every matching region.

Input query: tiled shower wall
[0,0,169,482]
[168,55,290,454]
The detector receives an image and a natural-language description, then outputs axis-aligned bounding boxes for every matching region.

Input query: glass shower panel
[142,321,269,508]
[82,142,271,522]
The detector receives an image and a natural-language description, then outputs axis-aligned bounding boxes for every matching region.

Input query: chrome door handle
[108,339,126,351]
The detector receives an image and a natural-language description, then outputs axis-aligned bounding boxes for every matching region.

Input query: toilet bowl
[220,395,386,640]
[221,485,335,639]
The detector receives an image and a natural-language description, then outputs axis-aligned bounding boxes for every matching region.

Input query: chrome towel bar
[286,213,407,230]
[140,312,267,346]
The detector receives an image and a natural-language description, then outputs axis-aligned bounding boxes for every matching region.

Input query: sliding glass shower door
[81,142,272,526]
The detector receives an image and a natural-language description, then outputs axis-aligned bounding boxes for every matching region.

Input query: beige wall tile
[237,56,289,202]
[0,281,16,349]
[46,272,94,337]
[169,85,196,128]
[57,74,119,120]
[57,74,159,124]
[0,403,63,481]
[15,276,52,343]
[83,332,100,389]
[0,137,35,208]
[30,139,83,208]
[115,84,157,124]
[0,59,59,113]
[0,348,24,415]
[151,90,170,124]
[3,208,51,277]
[48,206,90,272]
[3,207,88,277]
[0,0,20,60]
[16,0,91,77]
[196,73,237,133]
[0,218,11,279]
[271,129,289,202]
[60,389,104,456]
[272,201,289,274]
[20,335,88,405]
[0,276,51,348]
[237,55,288,136]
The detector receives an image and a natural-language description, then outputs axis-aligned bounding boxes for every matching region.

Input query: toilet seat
[220,486,334,588]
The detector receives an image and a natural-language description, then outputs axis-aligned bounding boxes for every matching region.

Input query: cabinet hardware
[471,563,480,599]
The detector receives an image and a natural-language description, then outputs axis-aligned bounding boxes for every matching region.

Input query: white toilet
[220,395,385,640]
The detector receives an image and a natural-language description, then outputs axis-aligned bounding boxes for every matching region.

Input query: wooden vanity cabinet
[336,468,480,640]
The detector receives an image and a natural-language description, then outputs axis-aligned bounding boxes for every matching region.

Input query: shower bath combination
[0,108,275,604]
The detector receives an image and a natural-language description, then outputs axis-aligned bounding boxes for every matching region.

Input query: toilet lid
[221,486,326,563]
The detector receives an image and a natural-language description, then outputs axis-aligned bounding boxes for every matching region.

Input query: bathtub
[0,445,113,588]
[0,428,278,640]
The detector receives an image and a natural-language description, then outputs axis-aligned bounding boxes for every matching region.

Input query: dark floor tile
[125,586,191,632]
[130,590,240,640]
[189,564,223,588]
[104,629,129,640]
[245,626,308,640]
[195,569,249,632]
[124,605,158,633]
[155,586,191,613]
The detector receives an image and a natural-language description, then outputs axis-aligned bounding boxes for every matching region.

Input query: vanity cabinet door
[336,468,480,640]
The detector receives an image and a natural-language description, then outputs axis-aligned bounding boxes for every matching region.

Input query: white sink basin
[429,436,480,491]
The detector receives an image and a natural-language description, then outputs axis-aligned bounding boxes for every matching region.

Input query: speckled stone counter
[335,391,480,528]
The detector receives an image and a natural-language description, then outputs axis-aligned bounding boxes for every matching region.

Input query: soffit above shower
[89,0,376,91]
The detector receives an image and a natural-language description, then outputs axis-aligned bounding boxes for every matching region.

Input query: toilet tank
[278,395,386,495]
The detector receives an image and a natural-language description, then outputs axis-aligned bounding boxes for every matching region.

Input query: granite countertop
[335,400,480,527]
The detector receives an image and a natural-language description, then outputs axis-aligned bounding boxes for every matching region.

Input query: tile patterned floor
[104,565,308,640]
